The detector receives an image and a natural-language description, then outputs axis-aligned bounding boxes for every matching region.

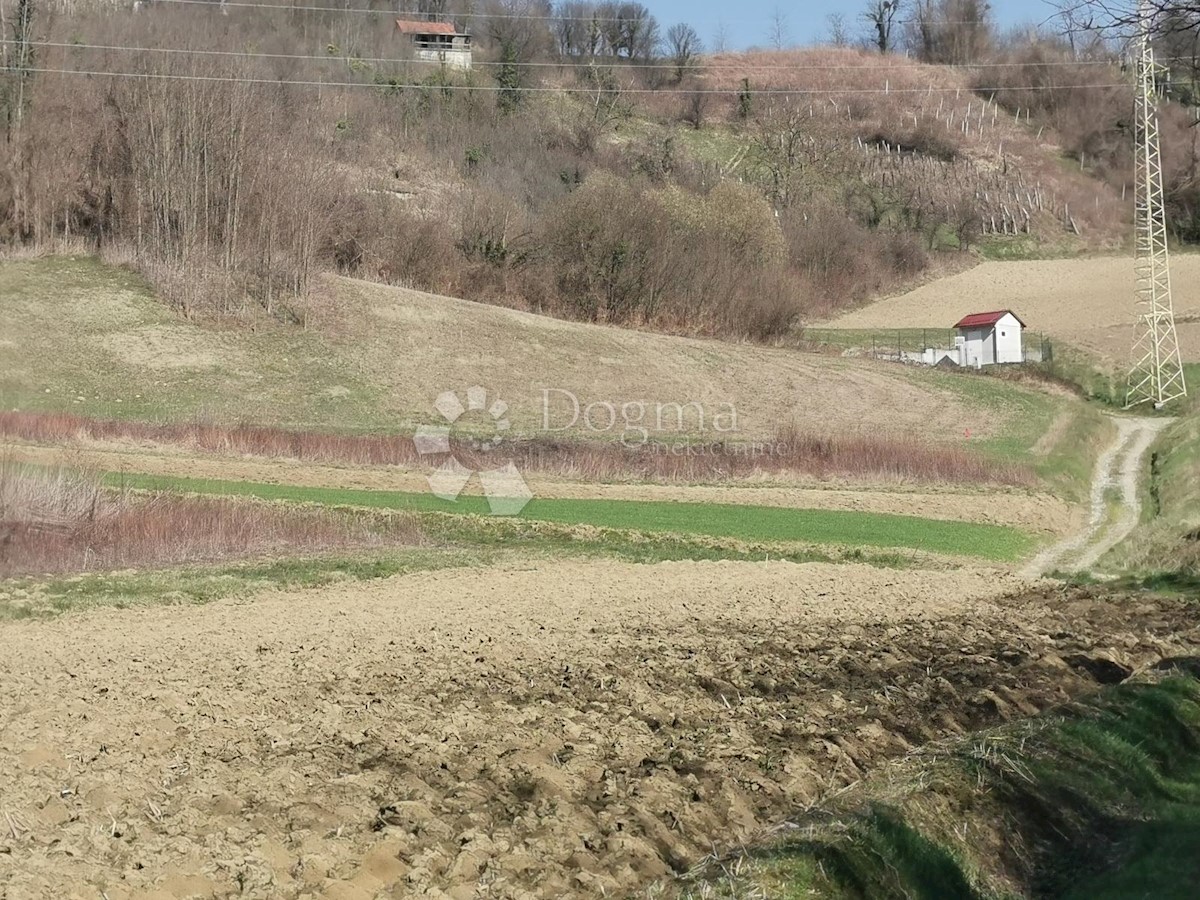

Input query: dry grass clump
[504,424,1031,487]
[0,411,425,466]
[0,411,1032,488]
[0,460,423,578]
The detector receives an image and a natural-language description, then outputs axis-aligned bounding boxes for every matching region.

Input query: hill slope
[1,256,1061,447]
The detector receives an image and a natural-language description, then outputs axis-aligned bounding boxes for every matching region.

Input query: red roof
[954,309,1025,329]
[395,19,458,36]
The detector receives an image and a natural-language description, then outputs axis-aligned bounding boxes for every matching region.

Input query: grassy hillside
[0,256,1081,453]
[0,257,383,428]
[8,4,1137,344]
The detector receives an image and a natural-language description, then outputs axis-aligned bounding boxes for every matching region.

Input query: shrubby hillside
[0,1,1187,338]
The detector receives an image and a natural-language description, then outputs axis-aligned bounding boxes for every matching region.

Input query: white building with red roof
[953,309,1026,367]
[395,19,473,70]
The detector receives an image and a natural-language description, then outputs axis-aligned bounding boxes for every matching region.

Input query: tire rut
[1021,415,1173,577]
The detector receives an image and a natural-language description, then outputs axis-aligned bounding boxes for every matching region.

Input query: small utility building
[953,310,1025,367]
[395,19,473,70]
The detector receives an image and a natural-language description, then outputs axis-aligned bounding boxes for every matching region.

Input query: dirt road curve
[3,559,1198,899]
[1022,416,1172,577]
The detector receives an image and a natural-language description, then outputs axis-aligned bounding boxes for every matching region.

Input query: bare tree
[621,2,660,61]
[3,0,35,133]
[827,13,850,47]
[1053,1,1198,33]
[906,0,993,64]
[2,0,35,239]
[769,6,791,50]
[863,0,902,53]
[486,0,554,111]
[1052,1,1200,45]
[711,19,730,54]
[666,22,702,83]
[570,65,632,152]
[555,1,593,57]
[1051,2,1200,87]
[751,103,813,208]
[594,1,659,60]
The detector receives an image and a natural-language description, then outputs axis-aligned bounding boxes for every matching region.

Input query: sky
[644,1,1061,51]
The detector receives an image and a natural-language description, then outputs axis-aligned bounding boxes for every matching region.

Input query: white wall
[961,328,992,368]
[994,313,1024,364]
[415,48,473,70]
[958,316,1024,367]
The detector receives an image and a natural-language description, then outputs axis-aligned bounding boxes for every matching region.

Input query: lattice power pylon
[1126,3,1188,409]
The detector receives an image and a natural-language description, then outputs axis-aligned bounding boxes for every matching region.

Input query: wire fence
[802,327,1054,365]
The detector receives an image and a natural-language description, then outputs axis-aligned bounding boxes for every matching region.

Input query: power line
[6,40,1138,72]
[150,0,691,23]
[126,0,1100,30]
[21,65,1132,94]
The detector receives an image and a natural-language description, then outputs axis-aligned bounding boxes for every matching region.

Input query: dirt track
[3,560,1197,899]
[1022,416,1173,576]
[2,442,1075,534]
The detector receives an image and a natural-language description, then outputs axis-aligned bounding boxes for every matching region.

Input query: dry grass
[0,459,424,578]
[0,411,1033,487]
[510,424,1032,486]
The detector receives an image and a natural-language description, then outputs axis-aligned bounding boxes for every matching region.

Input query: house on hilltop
[395,19,473,70]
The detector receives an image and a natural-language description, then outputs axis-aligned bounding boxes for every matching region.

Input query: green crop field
[107,472,1035,561]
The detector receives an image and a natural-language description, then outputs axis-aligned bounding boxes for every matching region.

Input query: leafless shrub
[0,459,106,531]
[0,459,423,577]
[680,85,711,131]
[0,411,1034,489]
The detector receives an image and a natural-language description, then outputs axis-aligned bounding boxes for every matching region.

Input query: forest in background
[0,0,1198,338]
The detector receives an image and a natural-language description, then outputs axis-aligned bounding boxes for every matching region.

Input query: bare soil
[823,255,1200,362]
[1,442,1074,534]
[2,560,1195,899]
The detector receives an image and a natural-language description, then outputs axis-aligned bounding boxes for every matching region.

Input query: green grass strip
[104,472,1034,561]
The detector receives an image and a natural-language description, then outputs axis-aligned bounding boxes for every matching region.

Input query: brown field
[2,561,1196,899]
[822,255,1200,362]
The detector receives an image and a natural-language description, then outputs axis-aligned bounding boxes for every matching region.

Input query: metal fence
[802,328,1053,366]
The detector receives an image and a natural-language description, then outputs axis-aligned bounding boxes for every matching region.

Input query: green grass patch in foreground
[0,548,487,619]
[687,675,1200,899]
[0,507,920,619]
[106,472,1034,561]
